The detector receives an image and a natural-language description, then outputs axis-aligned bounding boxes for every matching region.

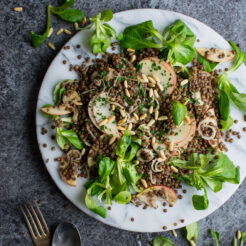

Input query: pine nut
[142,74,149,83]
[169,141,174,151]
[99,119,108,126]
[117,126,126,131]
[147,119,155,127]
[184,115,190,123]
[149,106,153,114]
[64,29,72,35]
[130,55,136,63]
[152,137,156,147]
[130,131,136,135]
[158,116,168,121]
[81,148,86,156]
[124,80,128,88]
[171,165,178,173]
[118,118,126,125]
[74,102,83,106]
[172,229,177,238]
[148,76,156,84]
[148,82,156,88]
[56,28,64,35]
[180,79,189,86]
[152,74,160,83]
[159,150,166,160]
[125,88,130,97]
[140,113,147,120]
[127,48,135,53]
[140,179,148,188]
[81,17,86,26]
[111,104,115,111]
[127,122,133,131]
[154,109,159,120]
[134,160,139,165]
[157,81,164,91]
[74,22,79,31]
[109,136,117,145]
[107,115,115,124]
[48,42,56,50]
[153,89,159,98]
[119,109,125,117]
[149,88,153,97]
[14,7,23,11]
[237,230,242,239]
[47,27,53,37]
[133,113,139,121]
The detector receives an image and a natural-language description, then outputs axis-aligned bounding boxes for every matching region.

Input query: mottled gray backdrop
[1,0,246,245]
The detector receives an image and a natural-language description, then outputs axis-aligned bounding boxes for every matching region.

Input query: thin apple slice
[137,185,177,209]
[88,95,100,130]
[175,115,196,148]
[40,105,72,116]
[196,47,235,63]
[59,154,78,186]
[166,116,191,144]
[139,57,176,95]
[92,92,119,137]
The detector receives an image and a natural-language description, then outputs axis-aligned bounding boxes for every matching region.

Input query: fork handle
[35,239,51,246]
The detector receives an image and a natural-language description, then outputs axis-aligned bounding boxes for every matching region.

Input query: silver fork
[20,202,51,246]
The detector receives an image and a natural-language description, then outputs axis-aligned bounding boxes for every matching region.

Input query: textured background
[1,0,246,245]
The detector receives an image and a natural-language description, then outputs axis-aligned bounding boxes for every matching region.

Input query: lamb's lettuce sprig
[169,152,240,210]
[84,131,141,218]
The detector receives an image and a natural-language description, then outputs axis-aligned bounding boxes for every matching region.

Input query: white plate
[36,9,246,232]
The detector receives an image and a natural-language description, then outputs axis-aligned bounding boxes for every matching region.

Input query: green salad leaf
[169,152,239,210]
[85,9,116,54]
[84,132,141,218]
[183,222,199,245]
[172,101,187,126]
[241,232,246,246]
[153,236,175,246]
[219,89,230,121]
[235,237,238,246]
[119,21,164,50]
[197,53,218,72]
[210,229,220,246]
[56,128,83,149]
[53,79,73,105]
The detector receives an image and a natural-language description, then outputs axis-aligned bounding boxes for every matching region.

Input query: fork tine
[24,204,41,238]
[29,203,46,236]
[34,202,49,234]
[20,206,36,241]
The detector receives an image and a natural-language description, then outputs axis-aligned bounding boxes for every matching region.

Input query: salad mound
[40,16,246,218]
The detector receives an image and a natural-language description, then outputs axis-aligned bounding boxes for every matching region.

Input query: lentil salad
[40,13,246,218]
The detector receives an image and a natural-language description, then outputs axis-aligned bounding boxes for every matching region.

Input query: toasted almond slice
[119,109,125,117]
[157,81,164,91]
[109,136,117,145]
[152,74,160,83]
[149,106,153,114]
[124,80,128,88]
[171,165,178,173]
[149,88,153,97]
[148,82,156,88]
[147,119,155,127]
[140,179,148,188]
[154,110,159,120]
[142,74,149,83]
[74,22,79,30]
[180,79,189,86]
[140,113,147,120]
[195,47,235,63]
[133,113,139,121]
[153,89,159,98]
[64,29,72,35]
[125,88,130,97]
[117,126,126,131]
[148,76,156,84]
[127,122,133,131]
[158,116,168,121]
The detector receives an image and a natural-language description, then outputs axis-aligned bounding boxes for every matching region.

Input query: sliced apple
[166,116,192,144]
[175,115,196,148]
[139,57,176,95]
[196,47,235,63]
[92,92,119,137]
[137,185,177,209]
[88,95,100,130]
[40,105,72,116]
[62,90,81,104]
[59,154,78,186]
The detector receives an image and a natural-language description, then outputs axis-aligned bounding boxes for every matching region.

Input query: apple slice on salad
[139,57,176,95]
[89,92,119,137]
[137,185,177,209]
[40,105,72,116]
[196,47,235,63]
[166,115,192,144]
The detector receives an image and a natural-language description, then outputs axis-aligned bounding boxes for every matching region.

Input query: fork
[20,202,51,246]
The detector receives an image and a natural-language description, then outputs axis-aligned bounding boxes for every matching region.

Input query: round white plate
[36,9,246,232]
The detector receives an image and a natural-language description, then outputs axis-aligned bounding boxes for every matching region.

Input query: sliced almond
[107,115,115,124]
[140,179,148,188]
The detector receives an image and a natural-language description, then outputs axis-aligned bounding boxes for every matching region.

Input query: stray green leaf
[210,229,220,246]
[172,101,187,126]
[220,116,233,131]
[153,236,175,246]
